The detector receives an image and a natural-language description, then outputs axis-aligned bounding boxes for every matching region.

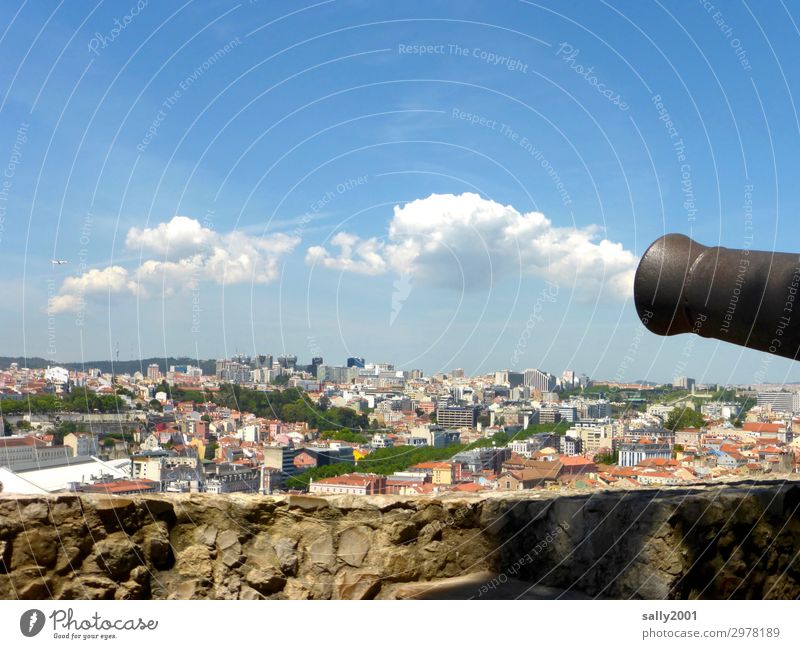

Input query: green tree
[51,420,81,444]
[519,421,570,437]
[595,450,619,465]
[319,430,369,445]
[665,407,705,431]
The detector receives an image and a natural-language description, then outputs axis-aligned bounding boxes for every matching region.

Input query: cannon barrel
[633,233,800,361]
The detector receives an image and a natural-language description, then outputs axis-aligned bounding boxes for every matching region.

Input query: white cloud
[306,232,387,275]
[47,266,139,314]
[49,217,300,314]
[59,265,137,295]
[48,293,84,314]
[305,192,637,300]
[125,215,214,258]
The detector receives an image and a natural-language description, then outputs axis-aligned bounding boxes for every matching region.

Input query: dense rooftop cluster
[1,358,798,496]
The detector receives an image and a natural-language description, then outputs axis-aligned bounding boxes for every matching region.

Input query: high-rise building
[524,368,556,392]
[256,354,273,369]
[317,365,359,384]
[538,407,561,424]
[558,405,578,422]
[451,386,475,404]
[147,363,161,382]
[216,359,250,383]
[756,391,795,412]
[495,370,524,388]
[436,406,479,429]
[673,376,696,391]
[277,355,297,370]
[347,356,365,368]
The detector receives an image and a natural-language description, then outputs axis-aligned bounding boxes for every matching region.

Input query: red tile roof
[560,456,596,466]
[410,461,451,470]
[0,436,44,448]
[451,482,484,492]
[743,422,784,433]
[81,480,159,494]
[313,473,384,487]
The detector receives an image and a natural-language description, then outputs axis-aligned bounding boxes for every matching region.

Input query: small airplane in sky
[50,259,68,265]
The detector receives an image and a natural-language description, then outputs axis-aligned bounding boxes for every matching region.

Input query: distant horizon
[3,353,800,388]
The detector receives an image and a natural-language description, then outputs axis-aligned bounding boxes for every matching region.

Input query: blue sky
[1,0,800,384]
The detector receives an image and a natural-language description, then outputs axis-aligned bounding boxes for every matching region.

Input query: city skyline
[3,351,800,389]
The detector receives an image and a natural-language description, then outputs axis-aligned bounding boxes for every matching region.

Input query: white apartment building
[756,391,796,413]
[524,368,556,392]
[0,436,74,470]
[509,440,534,458]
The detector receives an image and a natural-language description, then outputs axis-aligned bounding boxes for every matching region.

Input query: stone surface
[245,567,286,595]
[307,534,335,571]
[193,524,218,548]
[216,529,243,568]
[177,544,213,582]
[90,534,141,579]
[11,529,59,569]
[334,568,381,599]
[388,521,418,545]
[0,481,798,600]
[337,526,371,567]
[273,537,299,576]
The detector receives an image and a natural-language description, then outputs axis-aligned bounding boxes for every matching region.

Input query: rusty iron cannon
[633,233,800,361]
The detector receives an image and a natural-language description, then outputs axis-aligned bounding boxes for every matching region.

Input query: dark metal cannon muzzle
[633,233,800,361]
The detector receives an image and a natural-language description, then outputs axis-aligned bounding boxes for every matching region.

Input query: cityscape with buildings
[1,354,798,498]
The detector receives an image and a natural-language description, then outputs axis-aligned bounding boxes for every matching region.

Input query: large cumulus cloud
[306,192,637,299]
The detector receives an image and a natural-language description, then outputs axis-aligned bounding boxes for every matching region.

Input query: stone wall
[1,480,798,599]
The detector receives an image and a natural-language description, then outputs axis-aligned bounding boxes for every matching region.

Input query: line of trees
[159,383,369,431]
[0,388,128,415]
[285,428,520,490]
[285,442,469,490]
[319,430,370,445]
